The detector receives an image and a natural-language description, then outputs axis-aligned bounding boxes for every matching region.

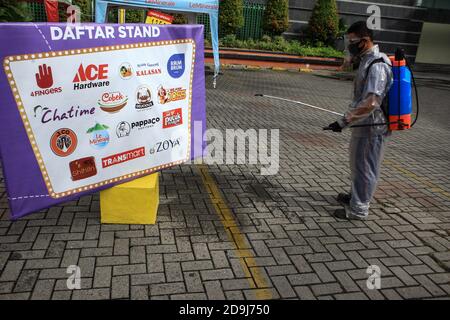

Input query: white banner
[5,39,195,198]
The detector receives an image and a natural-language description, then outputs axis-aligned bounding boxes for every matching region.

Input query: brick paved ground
[0,68,449,300]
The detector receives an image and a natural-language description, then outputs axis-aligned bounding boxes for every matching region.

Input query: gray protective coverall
[340,45,393,218]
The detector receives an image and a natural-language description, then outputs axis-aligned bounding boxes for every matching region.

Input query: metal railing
[197,1,266,40]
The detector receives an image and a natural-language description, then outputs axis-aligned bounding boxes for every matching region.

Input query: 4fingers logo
[35,64,54,89]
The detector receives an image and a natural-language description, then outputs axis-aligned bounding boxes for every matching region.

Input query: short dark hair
[347,21,373,41]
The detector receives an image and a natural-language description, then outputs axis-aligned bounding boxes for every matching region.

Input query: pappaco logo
[98,91,128,113]
[73,64,110,90]
[157,85,186,104]
[86,123,110,149]
[102,147,145,168]
[136,62,161,77]
[31,64,62,97]
[131,117,160,130]
[167,53,185,78]
[50,128,77,157]
[135,85,154,110]
[119,62,133,80]
[163,108,183,129]
[69,156,97,181]
[116,121,131,138]
[150,137,181,154]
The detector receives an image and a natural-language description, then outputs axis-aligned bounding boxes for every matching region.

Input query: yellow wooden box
[100,173,159,224]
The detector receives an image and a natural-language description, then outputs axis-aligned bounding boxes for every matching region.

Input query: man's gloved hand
[325,121,343,132]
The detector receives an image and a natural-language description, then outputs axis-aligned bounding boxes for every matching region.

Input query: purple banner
[0,23,206,219]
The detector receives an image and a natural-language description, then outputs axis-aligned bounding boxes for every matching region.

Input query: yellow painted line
[198,164,272,300]
[384,159,450,199]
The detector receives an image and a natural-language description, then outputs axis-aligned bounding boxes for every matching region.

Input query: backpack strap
[364,57,390,124]
[365,57,386,80]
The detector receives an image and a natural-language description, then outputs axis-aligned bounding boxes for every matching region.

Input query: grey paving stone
[0,292,30,300]
[113,264,147,276]
[335,292,368,300]
[147,254,164,273]
[93,266,112,288]
[31,279,55,300]
[113,238,129,256]
[184,271,204,293]
[98,231,114,247]
[130,246,146,264]
[131,273,165,286]
[165,262,183,282]
[396,286,433,299]
[14,270,39,292]
[163,252,195,263]
[97,256,129,267]
[0,260,24,281]
[210,250,230,269]
[24,258,60,269]
[171,292,208,300]
[182,260,214,272]
[72,288,110,300]
[272,276,296,298]
[193,243,211,260]
[131,285,149,300]
[204,280,225,300]
[0,282,13,294]
[112,275,129,299]
[224,290,245,300]
[221,278,254,291]
[52,290,72,300]
[201,268,234,281]
[311,263,335,283]
[294,286,316,300]
[150,282,186,296]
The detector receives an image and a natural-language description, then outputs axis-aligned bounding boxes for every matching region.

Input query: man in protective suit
[326,21,393,220]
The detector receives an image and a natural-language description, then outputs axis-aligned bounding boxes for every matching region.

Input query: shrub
[307,0,339,45]
[217,35,344,58]
[219,0,244,36]
[72,0,93,22]
[263,0,289,35]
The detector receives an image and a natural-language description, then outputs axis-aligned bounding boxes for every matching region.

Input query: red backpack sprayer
[256,48,419,131]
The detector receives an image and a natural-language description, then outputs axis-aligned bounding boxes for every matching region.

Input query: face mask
[348,40,364,57]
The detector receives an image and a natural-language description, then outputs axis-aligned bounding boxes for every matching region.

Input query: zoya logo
[150,137,181,154]
[31,64,62,97]
[73,64,110,90]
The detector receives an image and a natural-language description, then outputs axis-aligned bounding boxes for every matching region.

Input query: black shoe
[332,209,348,220]
[337,193,351,205]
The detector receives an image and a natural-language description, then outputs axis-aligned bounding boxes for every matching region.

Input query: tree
[219,0,244,36]
[72,0,93,22]
[307,0,339,45]
[0,0,32,22]
[263,0,289,35]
